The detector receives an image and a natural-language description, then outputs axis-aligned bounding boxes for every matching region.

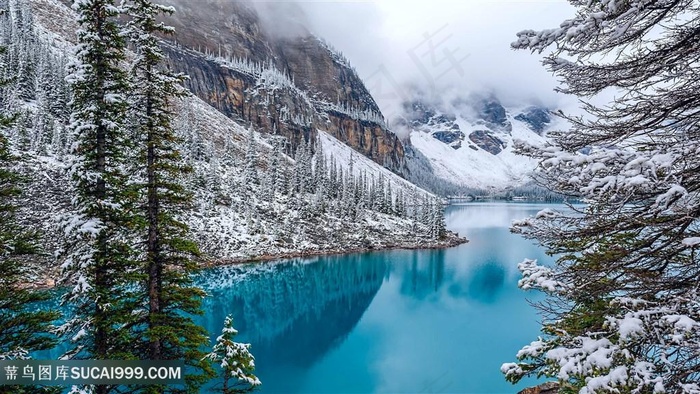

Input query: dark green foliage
[204,316,260,394]
[125,1,214,391]
[0,44,60,393]
[61,3,141,394]
[503,1,700,391]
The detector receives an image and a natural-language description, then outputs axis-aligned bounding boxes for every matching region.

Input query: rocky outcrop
[398,90,554,190]
[155,0,404,169]
[469,130,505,155]
[432,130,462,147]
[402,100,464,149]
[326,110,405,164]
[515,107,551,134]
[478,99,512,132]
[161,43,315,150]
[517,382,559,394]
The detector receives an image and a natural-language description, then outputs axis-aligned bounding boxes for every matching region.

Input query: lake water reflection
[195,203,556,394]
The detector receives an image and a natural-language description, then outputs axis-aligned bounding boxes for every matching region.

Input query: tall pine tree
[61,1,139,393]
[124,0,213,391]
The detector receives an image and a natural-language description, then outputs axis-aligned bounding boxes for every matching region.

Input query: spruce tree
[61,2,139,391]
[205,316,261,394]
[502,2,700,392]
[12,1,36,103]
[242,127,258,187]
[265,138,282,200]
[328,155,338,199]
[124,0,213,391]
[313,136,326,193]
[430,198,446,240]
[0,43,60,394]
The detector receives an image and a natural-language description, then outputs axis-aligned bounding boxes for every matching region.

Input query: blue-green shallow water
[193,203,556,394]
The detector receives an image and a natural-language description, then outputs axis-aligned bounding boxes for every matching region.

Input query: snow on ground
[15,0,463,277]
[410,114,549,190]
[318,130,430,197]
[163,96,455,262]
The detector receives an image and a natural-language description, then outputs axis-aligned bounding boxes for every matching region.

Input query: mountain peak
[398,92,557,191]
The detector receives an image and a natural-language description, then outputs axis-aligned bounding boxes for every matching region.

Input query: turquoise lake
[194,203,555,394]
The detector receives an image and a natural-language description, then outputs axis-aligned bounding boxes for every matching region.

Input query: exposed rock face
[478,99,512,132]
[156,0,404,169]
[515,107,552,134]
[326,111,405,163]
[517,382,559,394]
[161,43,315,150]
[404,100,436,125]
[398,91,556,191]
[403,100,464,149]
[468,130,505,155]
[432,130,462,146]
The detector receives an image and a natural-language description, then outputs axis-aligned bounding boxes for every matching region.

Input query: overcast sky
[289,0,577,114]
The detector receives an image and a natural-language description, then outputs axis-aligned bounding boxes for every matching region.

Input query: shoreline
[203,231,468,268]
[29,231,468,289]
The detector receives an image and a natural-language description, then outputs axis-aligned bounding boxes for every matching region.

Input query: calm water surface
[194,203,556,394]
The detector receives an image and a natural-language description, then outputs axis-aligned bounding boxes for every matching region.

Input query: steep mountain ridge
[38,0,405,170]
[26,0,550,194]
[0,0,463,282]
[401,93,558,192]
[156,0,406,170]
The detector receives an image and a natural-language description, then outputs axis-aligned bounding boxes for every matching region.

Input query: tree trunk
[145,65,163,361]
[94,86,109,394]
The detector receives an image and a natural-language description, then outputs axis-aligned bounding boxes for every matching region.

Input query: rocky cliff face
[514,107,552,134]
[402,100,464,149]
[156,0,404,169]
[399,93,556,191]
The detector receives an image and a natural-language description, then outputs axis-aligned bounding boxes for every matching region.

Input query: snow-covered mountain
[1,0,465,283]
[400,92,559,192]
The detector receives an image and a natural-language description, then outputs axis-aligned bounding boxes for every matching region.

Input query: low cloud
[249,0,310,39]
[293,0,578,113]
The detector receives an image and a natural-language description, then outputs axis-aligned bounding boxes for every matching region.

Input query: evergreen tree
[12,0,36,103]
[385,180,393,215]
[430,198,446,240]
[61,2,139,393]
[342,164,355,218]
[410,188,419,236]
[50,122,66,157]
[328,155,338,199]
[125,0,214,391]
[205,315,260,394]
[242,127,259,187]
[274,140,289,197]
[502,2,700,392]
[394,189,404,218]
[291,144,302,195]
[313,136,326,193]
[0,43,60,394]
[264,137,284,201]
[300,140,313,194]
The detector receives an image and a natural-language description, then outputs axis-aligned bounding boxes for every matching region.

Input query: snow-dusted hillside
[1,0,464,282]
[401,95,559,192]
[318,130,420,196]
[178,95,455,261]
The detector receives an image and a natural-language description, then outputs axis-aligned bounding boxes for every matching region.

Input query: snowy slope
[402,96,558,191]
[409,113,549,190]
[179,95,444,261]
[318,130,426,197]
[5,0,462,278]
